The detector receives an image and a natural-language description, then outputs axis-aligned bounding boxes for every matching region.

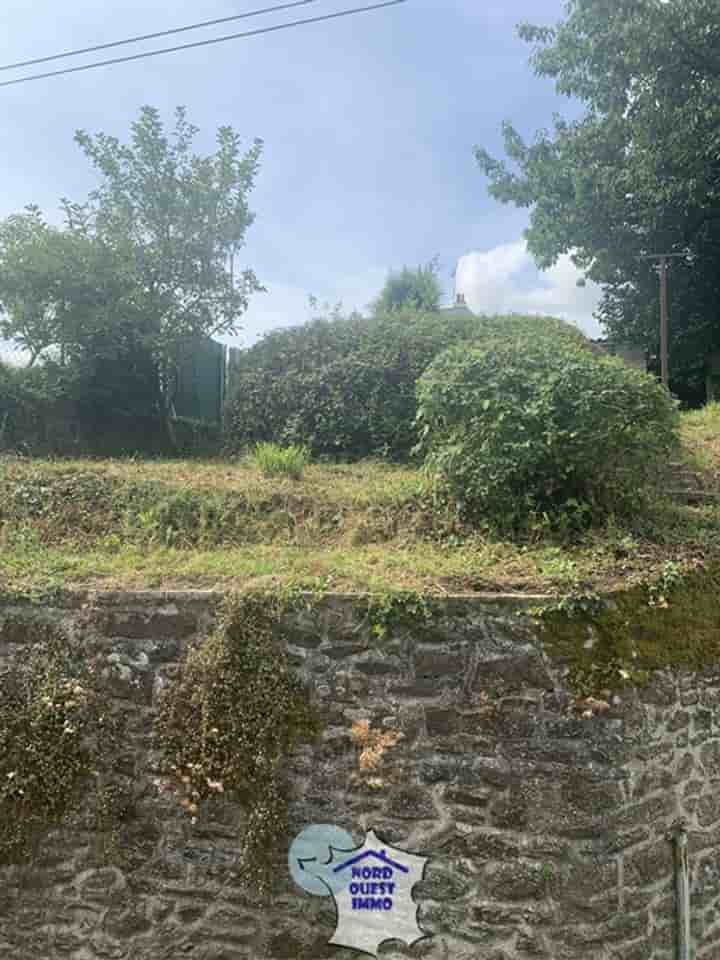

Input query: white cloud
[0,341,28,366]
[456,241,604,338]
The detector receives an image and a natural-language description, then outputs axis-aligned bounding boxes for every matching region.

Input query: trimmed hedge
[224,310,585,461]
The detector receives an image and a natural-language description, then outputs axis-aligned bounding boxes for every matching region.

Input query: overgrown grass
[0,405,718,596]
[251,442,310,480]
[678,402,720,485]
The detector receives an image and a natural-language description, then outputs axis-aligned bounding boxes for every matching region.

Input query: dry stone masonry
[0,590,719,959]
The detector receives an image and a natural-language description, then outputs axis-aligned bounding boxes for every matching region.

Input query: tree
[0,106,263,433]
[475,0,720,398]
[371,257,442,314]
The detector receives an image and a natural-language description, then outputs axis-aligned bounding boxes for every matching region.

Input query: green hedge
[1,361,220,458]
[224,310,584,460]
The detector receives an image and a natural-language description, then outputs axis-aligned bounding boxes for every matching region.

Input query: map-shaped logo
[289,824,430,957]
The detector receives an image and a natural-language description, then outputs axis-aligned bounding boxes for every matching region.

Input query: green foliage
[0,350,221,456]
[415,328,680,533]
[252,442,310,479]
[154,591,320,896]
[474,313,588,346]
[131,489,223,548]
[0,361,43,452]
[0,106,262,434]
[224,306,484,460]
[0,625,124,864]
[364,590,434,639]
[371,257,443,314]
[475,0,720,398]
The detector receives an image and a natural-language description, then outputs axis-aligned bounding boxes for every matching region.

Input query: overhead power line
[0,0,407,89]
[0,0,321,74]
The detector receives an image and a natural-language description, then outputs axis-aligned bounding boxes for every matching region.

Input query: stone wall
[0,590,719,959]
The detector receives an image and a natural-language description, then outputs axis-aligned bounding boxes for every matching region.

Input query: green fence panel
[174,337,225,423]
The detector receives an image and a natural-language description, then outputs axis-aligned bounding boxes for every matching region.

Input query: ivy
[364,589,434,640]
[0,625,125,865]
[154,590,321,897]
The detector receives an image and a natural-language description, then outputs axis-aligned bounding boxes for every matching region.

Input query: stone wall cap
[0,588,555,609]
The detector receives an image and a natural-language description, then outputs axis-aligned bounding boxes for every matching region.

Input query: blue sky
[0,0,602,362]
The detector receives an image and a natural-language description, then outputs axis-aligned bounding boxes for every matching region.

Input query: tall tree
[0,105,263,429]
[475,0,720,397]
[372,257,442,314]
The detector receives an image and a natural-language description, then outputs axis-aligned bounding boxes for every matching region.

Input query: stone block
[102,609,198,640]
[624,841,674,889]
[474,652,553,691]
[697,794,720,828]
[414,647,469,680]
[425,707,460,737]
[464,830,522,861]
[384,784,436,820]
[488,860,548,901]
[701,740,720,778]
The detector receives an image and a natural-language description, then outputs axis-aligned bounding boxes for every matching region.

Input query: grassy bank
[1,406,719,596]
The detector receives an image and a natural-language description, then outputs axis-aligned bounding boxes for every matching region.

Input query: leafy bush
[415,331,679,533]
[0,361,49,453]
[224,308,483,460]
[224,310,589,462]
[252,442,310,479]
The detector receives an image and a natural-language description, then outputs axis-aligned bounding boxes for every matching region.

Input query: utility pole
[640,252,689,388]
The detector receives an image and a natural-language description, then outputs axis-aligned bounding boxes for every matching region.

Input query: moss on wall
[536,562,720,694]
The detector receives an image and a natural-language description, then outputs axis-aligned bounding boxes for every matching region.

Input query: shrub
[223,308,482,460]
[415,331,679,533]
[224,310,589,462]
[0,361,49,453]
[252,442,310,479]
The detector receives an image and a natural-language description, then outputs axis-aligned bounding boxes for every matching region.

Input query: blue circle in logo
[289,823,356,896]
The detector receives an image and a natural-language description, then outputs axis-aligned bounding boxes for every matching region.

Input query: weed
[252,442,310,480]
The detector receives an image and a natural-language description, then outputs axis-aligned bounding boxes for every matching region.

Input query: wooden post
[659,256,669,388]
[707,353,720,404]
[640,252,689,390]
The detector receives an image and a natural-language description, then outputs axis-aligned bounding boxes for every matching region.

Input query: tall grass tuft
[251,442,310,480]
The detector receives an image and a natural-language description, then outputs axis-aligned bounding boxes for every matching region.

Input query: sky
[0,0,601,363]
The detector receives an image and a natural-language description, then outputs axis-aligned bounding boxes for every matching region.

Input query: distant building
[439,292,474,316]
